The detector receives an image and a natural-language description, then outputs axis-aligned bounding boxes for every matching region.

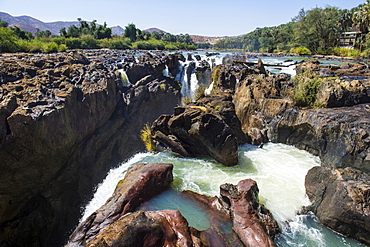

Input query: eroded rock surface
[151,94,248,166]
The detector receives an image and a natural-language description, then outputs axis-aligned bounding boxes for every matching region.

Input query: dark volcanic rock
[219,179,279,247]
[305,166,370,245]
[195,94,250,145]
[152,105,239,166]
[0,50,181,247]
[67,162,173,246]
[269,104,370,172]
[151,94,248,166]
[296,60,370,77]
[195,60,212,86]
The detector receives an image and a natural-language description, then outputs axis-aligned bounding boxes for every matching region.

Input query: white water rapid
[80,143,365,247]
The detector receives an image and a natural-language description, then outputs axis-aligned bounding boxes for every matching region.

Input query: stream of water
[81,143,365,247]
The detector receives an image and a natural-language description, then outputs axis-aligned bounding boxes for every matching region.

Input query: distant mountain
[0,11,124,36]
[144,27,168,34]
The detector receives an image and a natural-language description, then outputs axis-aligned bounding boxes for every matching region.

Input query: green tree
[293,6,343,53]
[353,0,370,34]
[11,26,33,39]
[0,19,8,28]
[124,23,138,41]
[35,29,52,38]
[0,27,19,52]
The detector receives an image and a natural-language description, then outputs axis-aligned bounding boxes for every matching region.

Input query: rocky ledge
[67,162,278,247]
[0,50,183,246]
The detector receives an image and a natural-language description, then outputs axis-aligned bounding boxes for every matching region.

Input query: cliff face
[0,50,181,246]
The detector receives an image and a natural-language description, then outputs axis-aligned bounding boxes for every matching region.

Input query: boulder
[219,179,279,247]
[67,162,174,246]
[305,166,370,245]
[152,105,239,166]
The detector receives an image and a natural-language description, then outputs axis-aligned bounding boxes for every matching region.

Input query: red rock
[66,163,173,246]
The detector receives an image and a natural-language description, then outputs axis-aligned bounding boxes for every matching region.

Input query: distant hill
[144,27,168,34]
[0,11,235,43]
[0,11,124,36]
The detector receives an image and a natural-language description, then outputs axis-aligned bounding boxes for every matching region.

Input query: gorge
[0,49,369,247]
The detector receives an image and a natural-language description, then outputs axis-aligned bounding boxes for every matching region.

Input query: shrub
[103,39,130,50]
[26,39,44,53]
[80,34,99,49]
[164,43,178,50]
[292,72,336,107]
[140,123,154,151]
[42,42,58,53]
[362,49,370,58]
[194,85,206,101]
[333,47,360,58]
[290,46,312,55]
[58,44,67,52]
[132,39,165,50]
[53,37,66,45]
[66,38,82,49]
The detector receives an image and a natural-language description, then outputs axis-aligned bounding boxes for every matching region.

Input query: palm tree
[353,0,370,34]
[353,0,370,50]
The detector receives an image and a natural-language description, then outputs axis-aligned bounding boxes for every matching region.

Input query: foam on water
[80,143,365,246]
[80,152,152,221]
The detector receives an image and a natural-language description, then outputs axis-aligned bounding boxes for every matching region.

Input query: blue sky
[1,0,365,36]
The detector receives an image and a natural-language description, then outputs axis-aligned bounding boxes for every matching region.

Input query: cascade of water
[162,65,172,78]
[80,143,365,247]
[117,69,131,86]
[204,80,214,95]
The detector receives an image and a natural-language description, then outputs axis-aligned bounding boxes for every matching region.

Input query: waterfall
[162,65,172,78]
[117,69,131,86]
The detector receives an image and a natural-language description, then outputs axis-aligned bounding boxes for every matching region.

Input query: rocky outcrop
[231,61,370,171]
[85,210,195,247]
[195,60,212,86]
[67,162,174,246]
[305,166,370,245]
[219,179,279,247]
[233,73,293,145]
[269,104,370,172]
[151,94,248,166]
[0,50,181,247]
